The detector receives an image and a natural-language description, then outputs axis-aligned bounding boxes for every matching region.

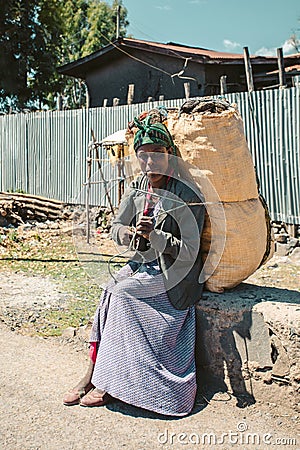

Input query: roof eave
[57,40,119,77]
[57,37,295,78]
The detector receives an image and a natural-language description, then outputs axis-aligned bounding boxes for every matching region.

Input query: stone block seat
[195,283,300,411]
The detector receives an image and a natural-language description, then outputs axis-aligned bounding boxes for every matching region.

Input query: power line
[98,30,173,77]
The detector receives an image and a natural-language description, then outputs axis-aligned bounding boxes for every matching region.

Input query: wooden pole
[117,146,125,205]
[277,47,286,87]
[56,94,63,111]
[116,3,121,39]
[184,82,190,100]
[127,84,135,105]
[287,224,296,238]
[90,129,115,217]
[243,46,254,92]
[159,95,165,102]
[85,89,90,109]
[94,144,115,217]
[293,75,300,87]
[103,98,108,107]
[220,75,227,94]
[117,148,124,205]
[86,143,92,243]
[113,97,120,107]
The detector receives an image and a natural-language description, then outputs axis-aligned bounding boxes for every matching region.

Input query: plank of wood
[277,47,286,87]
[243,47,254,92]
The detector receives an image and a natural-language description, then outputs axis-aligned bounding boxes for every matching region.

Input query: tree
[0,0,65,111]
[288,17,300,53]
[0,0,129,111]
[59,0,129,109]
[288,33,300,53]
[81,0,128,57]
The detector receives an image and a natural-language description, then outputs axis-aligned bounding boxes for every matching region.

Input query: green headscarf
[133,115,177,155]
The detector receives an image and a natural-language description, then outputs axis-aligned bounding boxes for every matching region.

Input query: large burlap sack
[166,101,274,292]
[167,107,259,202]
[201,197,273,293]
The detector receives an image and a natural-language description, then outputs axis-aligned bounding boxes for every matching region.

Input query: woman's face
[136,144,170,188]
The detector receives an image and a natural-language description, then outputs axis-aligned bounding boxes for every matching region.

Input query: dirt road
[0,288,299,449]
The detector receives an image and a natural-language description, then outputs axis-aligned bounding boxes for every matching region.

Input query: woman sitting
[63,114,205,416]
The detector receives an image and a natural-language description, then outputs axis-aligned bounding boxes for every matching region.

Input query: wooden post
[86,143,92,243]
[184,82,190,100]
[287,224,296,238]
[293,75,300,87]
[117,146,125,205]
[103,98,108,107]
[277,47,286,87]
[127,84,135,105]
[243,46,254,92]
[158,95,165,102]
[56,94,63,111]
[147,96,153,102]
[90,129,115,218]
[116,3,121,39]
[220,75,227,94]
[85,89,90,109]
[94,144,115,217]
[113,97,120,107]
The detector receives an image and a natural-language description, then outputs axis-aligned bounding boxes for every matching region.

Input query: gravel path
[0,286,299,449]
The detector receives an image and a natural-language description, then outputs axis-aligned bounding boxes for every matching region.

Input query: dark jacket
[111,174,205,310]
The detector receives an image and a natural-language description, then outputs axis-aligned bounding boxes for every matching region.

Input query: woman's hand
[136,216,154,240]
[118,226,134,246]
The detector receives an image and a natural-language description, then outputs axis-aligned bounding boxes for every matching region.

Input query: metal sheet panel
[0,89,299,223]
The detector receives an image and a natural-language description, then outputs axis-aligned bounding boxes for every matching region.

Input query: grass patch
[0,226,103,336]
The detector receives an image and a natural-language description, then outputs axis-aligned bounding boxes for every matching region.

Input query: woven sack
[167,108,259,202]
[201,197,273,293]
[166,105,274,292]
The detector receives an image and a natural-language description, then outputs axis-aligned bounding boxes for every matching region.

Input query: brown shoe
[63,383,94,406]
[80,388,112,407]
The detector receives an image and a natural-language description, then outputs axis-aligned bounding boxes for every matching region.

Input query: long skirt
[89,262,197,416]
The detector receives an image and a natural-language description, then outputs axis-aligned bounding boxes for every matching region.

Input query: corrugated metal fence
[0,88,299,223]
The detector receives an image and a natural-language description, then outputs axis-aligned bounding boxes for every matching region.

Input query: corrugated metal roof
[121,38,246,60]
[120,38,270,60]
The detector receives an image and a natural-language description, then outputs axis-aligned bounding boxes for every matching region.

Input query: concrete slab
[195,283,300,409]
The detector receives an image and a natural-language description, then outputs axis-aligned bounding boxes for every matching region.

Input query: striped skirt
[89,262,197,416]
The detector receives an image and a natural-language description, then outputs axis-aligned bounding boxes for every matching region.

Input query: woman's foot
[80,388,112,407]
[63,382,94,406]
[63,360,95,406]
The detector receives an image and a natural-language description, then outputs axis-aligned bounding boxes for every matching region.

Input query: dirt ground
[0,318,299,450]
[0,238,299,449]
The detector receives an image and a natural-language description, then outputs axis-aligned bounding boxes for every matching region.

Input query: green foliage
[8,230,19,242]
[0,0,66,111]
[59,0,129,109]
[0,0,129,111]
[8,188,27,194]
[82,0,128,57]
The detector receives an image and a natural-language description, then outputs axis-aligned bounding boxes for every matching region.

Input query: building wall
[86,49,206,106]
[85,48,269,106]
[205,64,245,95]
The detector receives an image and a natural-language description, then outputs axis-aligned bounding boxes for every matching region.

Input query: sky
[115,0,300,56]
